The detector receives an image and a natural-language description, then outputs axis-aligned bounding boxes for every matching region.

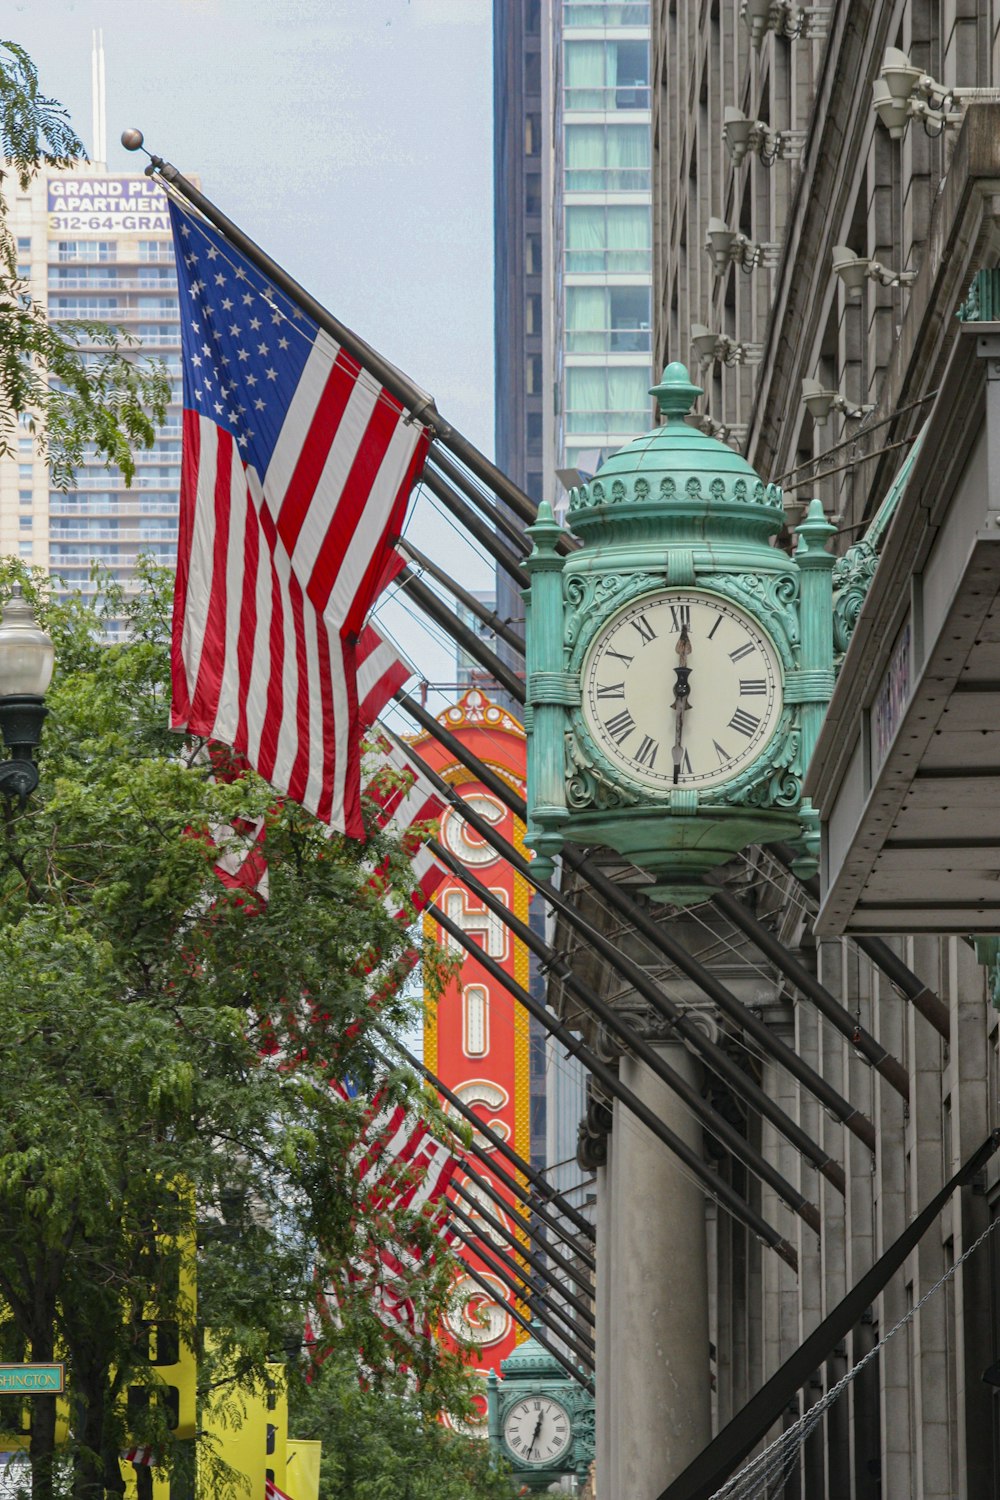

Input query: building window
[564,38,649,111]
[138,240,174,263]
[526,353,542,394]
[526,293,542,336]
[19,491,32,507]
[525,113,541,156]
[565,284,650,353]
[463,984,489,1057]
[565,123,650,193]
[18,464,33,481]
[565,1,650,21]
[18,543,33,559]
[526,232,541,275]
[565,365,650,434]
[565,203,651,274]
[56,240,116,262]
[19,517,32,532]
[16,237,30,253]
[525,172,542,217]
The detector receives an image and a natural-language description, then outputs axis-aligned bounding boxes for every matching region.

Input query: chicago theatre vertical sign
[416,689,532,1414]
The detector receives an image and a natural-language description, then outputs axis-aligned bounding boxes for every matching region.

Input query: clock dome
[564,362,785,562]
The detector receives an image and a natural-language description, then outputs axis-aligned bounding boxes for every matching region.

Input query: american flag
[356,621,411,731]
[318,1078,457,1368]
[364,730,447,920]
[167,199,429,837]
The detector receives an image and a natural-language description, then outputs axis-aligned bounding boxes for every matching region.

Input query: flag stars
[206,245,218,260]
[221,297,233,311]
[201,342,211,356]
[265,367,278,381]
[190,319,201,334]
[249,317,261,331]
[214,272,226,286]
[229,323,241,337]
[246,373,257,387]
[242,292,254,306]
[257,342,269,356]
[278,336,289,350]
[254,397,266,411]
[192,354,202,368]
[180,223,190,238]
[235,266,247,280]
[237,347,250,362]
[184,253,197,268]
[271,308,286,325]
[214,401,224,415]
[238,432,249,449]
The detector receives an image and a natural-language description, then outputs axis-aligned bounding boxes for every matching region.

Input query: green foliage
[290,1352,517,1500]
[0,40,171,484]
[0,562,468,1495]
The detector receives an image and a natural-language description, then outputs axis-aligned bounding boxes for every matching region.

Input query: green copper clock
[502,1393,573,1468]
[523,361,837,902]
[580,589,784,792]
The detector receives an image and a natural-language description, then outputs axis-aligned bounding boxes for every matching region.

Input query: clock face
[503,1394,572,1467]
[580,589,784,792]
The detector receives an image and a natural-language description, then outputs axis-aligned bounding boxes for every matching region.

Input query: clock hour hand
[671,623,692,785]
[525,1410,544,1461]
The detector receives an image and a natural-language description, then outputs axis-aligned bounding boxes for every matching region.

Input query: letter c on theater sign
[440,794,505,866]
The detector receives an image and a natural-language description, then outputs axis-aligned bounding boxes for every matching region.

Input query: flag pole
[450,1177,593,1297]
[391,704,850,1188]
[124,133,538,526]
[446,1219,596,1370]
[393,692,864,1175]
[427,854,821,1241]
[381,1031,597,1243]
[458,1257,596,1395]
[448,1183,596,1329]
[427,895,800,1271]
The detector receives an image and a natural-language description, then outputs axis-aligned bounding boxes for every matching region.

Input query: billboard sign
[47,176,170,234]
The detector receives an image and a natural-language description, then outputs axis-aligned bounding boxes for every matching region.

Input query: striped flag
[167,199,429,837]
[356,621,411,730]
[364,730,447,919]
[319,1079,458,1367]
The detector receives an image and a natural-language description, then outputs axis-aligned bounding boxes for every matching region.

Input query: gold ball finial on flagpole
[121,128,144,151]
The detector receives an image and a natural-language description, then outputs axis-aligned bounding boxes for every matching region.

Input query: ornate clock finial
[650,361,703,421]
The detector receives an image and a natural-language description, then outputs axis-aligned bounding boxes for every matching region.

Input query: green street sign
[0,1364,64,1393]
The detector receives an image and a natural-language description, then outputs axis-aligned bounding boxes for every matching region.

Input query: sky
[13,0,498,687]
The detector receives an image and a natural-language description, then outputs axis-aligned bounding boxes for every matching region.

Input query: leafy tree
[289,1350,515,1500]
[0,40,170,484]
[0,563,472,1498]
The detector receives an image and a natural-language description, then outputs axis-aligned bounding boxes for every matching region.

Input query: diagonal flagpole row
[391,690,865,1172]
[449,1177,594,1300]
[389,704,850,1188]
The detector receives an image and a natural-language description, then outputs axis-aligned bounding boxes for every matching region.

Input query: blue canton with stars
[168,199,321,477]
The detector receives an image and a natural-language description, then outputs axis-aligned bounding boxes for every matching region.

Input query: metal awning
[806,327,1000,934]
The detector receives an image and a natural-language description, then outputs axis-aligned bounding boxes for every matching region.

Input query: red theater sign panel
[415,690,530,1395]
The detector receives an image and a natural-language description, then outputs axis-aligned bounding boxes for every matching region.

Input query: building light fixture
[740,0,831,50]
[0,585,55,802]
[722,106,806,168]
[831,245,917,297]
[872,47,997,138]
[705,218,781,276]
[691,325,763,368]
[801,377,875,427]
[696,414,749,448]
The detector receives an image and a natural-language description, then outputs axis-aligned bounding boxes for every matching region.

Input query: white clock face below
[503,1394,572,1467]
[580,590,784,792]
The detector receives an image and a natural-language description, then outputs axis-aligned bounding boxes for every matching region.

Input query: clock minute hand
[525,1410,544,1461]
[671,624,692,785]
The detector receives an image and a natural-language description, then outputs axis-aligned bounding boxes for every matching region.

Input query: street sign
[0,1364,64,1393]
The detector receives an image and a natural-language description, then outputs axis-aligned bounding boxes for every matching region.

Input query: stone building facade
[557,4,1000,1497]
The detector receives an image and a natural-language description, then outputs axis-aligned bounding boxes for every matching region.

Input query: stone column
[610,1041,712,1497]
[594,1155,613,1500]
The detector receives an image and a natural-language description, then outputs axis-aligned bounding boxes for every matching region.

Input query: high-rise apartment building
[1,163,182,629]
[549,0,652,489]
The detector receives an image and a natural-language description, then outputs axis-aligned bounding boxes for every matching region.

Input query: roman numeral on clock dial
[582,590,784,791]
[604,708,636,744]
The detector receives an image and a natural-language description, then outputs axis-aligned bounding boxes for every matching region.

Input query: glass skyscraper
[552,0,652,486]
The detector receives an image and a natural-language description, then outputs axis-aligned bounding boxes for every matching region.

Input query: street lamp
[0,586,55,801]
